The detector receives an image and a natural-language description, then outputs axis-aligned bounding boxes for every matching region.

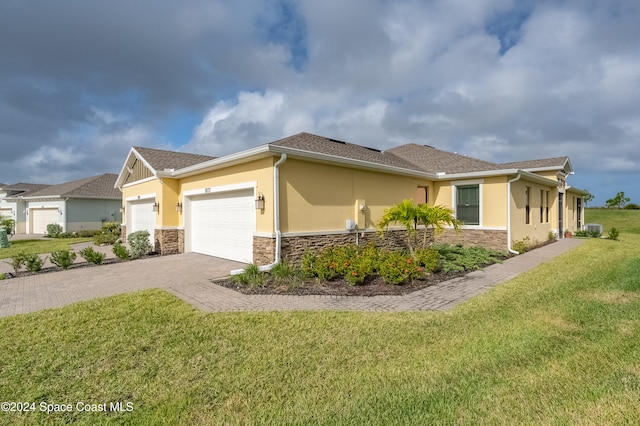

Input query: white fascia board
[20,195,62,201]
[566,186,589,196]
[168,145,272,178]
[269,145,438,179]
[122,176,157,188]
[440,169,558,187]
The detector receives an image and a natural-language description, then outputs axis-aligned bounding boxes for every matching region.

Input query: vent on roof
[328,138,347,145]
[584,223,603,236]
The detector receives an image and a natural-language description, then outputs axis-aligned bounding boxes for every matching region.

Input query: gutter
[507,173,522,255]
[231,153,288,275]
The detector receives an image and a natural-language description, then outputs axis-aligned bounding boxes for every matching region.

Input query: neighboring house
[0,183,52,234]
[115,132,587,264]
[1,174,122,234]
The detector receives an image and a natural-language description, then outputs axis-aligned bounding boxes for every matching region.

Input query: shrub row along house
[115,132,587,264]
[0,174,121,234]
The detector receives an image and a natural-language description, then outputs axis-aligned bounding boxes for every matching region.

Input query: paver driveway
[0,238,586,317]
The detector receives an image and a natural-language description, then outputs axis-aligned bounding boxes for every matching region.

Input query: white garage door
[128,200,156,244]
[189,189,255,263]
[31,208,60,234]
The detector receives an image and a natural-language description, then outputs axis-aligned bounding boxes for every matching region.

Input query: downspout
[507,173,522,255]
[231,153,287,275]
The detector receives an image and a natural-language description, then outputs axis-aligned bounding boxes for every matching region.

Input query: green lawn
[1,213,639,424]
[0,238,92,259]
[585,208,640,235]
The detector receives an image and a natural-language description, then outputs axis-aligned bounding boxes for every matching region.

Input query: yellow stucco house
[115,132,587,264]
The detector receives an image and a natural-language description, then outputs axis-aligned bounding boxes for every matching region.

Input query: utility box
[0,227,9,248]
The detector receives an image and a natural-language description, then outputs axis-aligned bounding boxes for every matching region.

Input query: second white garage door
[189,189,255,263]
[31,208,61,234]
[128,200,156,244]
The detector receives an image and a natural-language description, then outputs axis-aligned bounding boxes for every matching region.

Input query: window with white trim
[456,184,479,225]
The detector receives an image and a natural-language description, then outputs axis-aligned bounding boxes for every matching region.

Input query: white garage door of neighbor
[129,200,156,243]
[190,189,255,263]
[31,208,60,234]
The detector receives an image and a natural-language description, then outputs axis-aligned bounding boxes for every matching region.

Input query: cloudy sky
[1,0,638,205]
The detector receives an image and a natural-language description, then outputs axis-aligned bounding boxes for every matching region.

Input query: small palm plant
[377,199,462,259]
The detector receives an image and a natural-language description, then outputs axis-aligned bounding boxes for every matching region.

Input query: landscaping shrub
[376,250,424,285]
[46,223,63,238]
[1,216,15,235]
[415,248,442,273]
[608,227,620,241]
[50,250,77,269]
[93,232,119,246]
[511,237,531,254]
[270,261,305,288]
[8,251,27,275]
[128,231,153,259]
[24,253,45,272]
[433,244,506,273]
[302,245,378,284]
[231,264,265,288]
[79,247,106,265]
[624,203,640,210]
[112,242,130,261]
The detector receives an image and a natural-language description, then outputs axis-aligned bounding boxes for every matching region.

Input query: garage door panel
[129,200,155,244]
[190,189,254,263]
[32,208,61,234]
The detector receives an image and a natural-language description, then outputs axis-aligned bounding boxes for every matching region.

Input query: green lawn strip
[0,238,92,259]
[585,208,640,234]
[1,236,639,424]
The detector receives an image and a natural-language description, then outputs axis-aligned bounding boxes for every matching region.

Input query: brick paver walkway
[0,239,585,317]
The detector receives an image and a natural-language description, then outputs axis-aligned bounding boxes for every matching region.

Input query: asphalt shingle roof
[2,183,52,196]
[134,147,216,171]
[270,133,425,172]
[386,144,502,174]
[500,157,569,170]
[25,174,121,199]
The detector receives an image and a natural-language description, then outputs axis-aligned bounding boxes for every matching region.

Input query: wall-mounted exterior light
[176,202,182,213]
[255,193,265,210]
[152,202,160,212]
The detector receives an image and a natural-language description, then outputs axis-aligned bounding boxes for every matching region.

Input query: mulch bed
[214,270,470,297]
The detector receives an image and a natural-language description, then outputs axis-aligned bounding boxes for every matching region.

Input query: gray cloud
[1,0,638,205]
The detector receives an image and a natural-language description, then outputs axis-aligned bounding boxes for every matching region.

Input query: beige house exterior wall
[121,178,163,228]
[510,178,556,245]
[278,159,431,234]
[178,157,275,233]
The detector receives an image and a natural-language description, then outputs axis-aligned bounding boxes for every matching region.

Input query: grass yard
[1,210,639,424]
[585,208,640,235]
[0,238,92,259]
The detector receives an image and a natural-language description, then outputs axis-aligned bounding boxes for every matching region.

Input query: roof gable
[25,174,120,199]
[116,146,217,189]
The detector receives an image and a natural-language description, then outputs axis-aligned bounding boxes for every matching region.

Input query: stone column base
[154,228,184,255]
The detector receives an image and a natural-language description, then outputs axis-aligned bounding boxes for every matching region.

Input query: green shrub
[231,264,265,288]
[511,237,531,255]
[270,261,305,288]
[24,253,45,272]
[1,216,15,235]
[433,243,506,273]
[128,231,153,259]
[50,250,76,269]
[624,203,640,210]
[79,247,106,265]
[548,231,558,241]
[376,251,424,285]
[93,232,119,246]
[608,227,620,241]
[415,248,441,273]
[8,251,27,275]
[102,222,121,233]
[112,242,130,261]
[46,223,63,238]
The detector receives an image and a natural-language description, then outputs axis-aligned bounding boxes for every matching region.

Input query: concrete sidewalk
[0,238,585,317]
